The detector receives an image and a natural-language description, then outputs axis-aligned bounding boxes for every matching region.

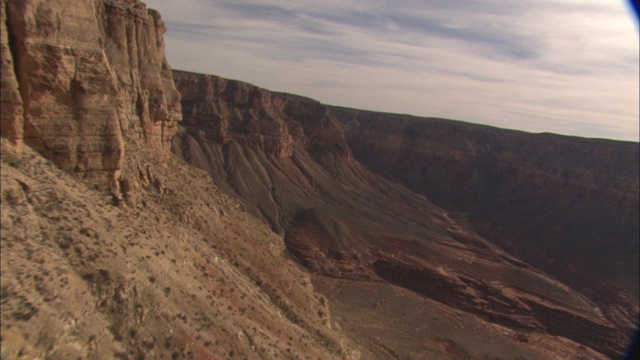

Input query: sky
[143,0,639,142]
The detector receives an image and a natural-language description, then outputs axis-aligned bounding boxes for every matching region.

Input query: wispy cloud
[144,0,639,141]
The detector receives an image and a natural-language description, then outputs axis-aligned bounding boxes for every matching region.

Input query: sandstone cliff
[172,70,357,234]
[1,0,180,195]
[173,70,349,161]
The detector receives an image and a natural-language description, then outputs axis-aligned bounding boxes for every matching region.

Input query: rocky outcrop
[0,0,181,194]
[98,0,181,158]
[0,0,22,154]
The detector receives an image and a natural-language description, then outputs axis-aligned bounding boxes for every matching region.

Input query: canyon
[1,0,638,359]
[171,70,638,359]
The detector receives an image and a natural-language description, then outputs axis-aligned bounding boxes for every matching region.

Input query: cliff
[333,107,639,308]
[173,70,350,161]
[172,70,356,234]
[1,0,181,196]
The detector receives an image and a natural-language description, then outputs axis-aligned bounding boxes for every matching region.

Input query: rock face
[0,0,181,193]
[172,70,638,359]
[172,70,355,233]
[0,0,22,153]
[173,70,349,161]
[333,108,639,315]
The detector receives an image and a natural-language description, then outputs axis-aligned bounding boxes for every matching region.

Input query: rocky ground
[1,145,359,359]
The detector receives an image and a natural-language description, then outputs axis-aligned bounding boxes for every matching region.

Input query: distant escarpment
[172,69,637,358]
[172,70,350,160]
[333,108,639,303]
[1,0,181,196]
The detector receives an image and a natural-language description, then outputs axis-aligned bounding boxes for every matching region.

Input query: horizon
[144,0,640,142]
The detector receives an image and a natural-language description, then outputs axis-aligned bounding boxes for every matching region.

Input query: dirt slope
[1,146,359,359]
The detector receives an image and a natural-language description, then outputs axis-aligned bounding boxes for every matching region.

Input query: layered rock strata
[172,70,356,233]
[173,70,349,161]
[1,0,637,357]
[333,107,639,317]
[0,0,181,195]
[0,0,23,153]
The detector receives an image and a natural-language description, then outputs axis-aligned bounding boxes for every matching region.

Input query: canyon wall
[0,0,181,194]
[1,0,637,357]
[334,108,639,298]
[172,70,638,358]
[173,70,350,161]
[172,70,359,234]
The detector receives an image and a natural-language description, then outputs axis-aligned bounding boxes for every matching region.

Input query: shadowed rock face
[332,108,639,314]
[172,70,639,359]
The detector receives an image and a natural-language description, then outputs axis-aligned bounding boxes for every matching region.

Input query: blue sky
[144,0,639,141]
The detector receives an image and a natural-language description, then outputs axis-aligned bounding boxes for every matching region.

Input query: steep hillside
[0,1,356,359]
[1,147,356,359]
[171,70,637,358]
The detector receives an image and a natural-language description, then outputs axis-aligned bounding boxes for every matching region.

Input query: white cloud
[144,0,639,141]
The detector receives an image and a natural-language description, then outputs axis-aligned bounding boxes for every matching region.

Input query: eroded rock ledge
[173,69,350,161]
